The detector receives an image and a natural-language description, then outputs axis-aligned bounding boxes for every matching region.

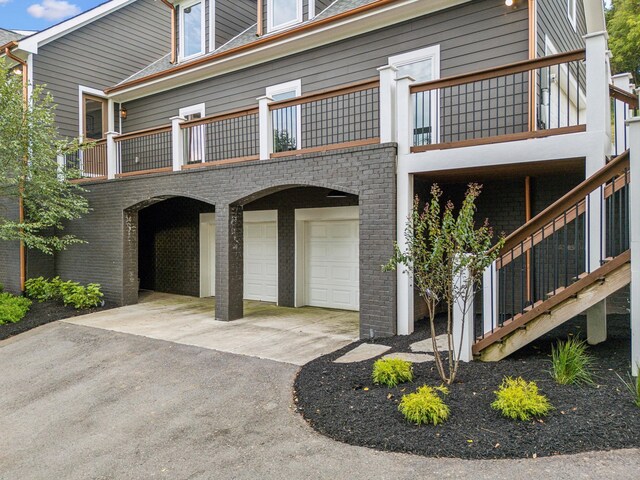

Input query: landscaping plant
[384,184,503,384]
[372,357,413,387]
[0,293,32,325]
[491,377,552,421]
[616,366,640,408]
[398,384,450,425]
[551,337,595,386]
[25,276,103,309]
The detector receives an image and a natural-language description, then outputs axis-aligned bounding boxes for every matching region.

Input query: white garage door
[304,219,359,311]
[244,212,278,302]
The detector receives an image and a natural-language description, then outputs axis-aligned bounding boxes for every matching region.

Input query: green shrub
[25,276,53,302]
[0,293,32,325]
[491,377,552,421]
[398,385,450,425]
[551,338,595,386]
[372,357,414,387]
[0,282,4,293]
[25,276,103,309]
[617,366,640,408]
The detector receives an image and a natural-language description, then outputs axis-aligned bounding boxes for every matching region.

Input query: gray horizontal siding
[216,0,257,48]
[34,0,171,139]
[537,0,586,56]
[123,0,529,133]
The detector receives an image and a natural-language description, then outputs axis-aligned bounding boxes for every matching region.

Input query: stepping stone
[382,352,435,363]
[333,343,391,363]
[410,334,451,353]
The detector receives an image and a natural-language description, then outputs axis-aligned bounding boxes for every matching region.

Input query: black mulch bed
[294,314,640,459]
[0,300,113,341]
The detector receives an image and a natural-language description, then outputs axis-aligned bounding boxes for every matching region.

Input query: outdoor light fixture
[119,106,128,120]
[327,190,348,199]
[505,0,514,5]
[12,66,23,75]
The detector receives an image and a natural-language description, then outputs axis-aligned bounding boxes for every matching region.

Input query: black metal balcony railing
[63,140,107,179]
[115,126,172,175]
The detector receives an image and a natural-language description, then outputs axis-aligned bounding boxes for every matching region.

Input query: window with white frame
[389,45,440,146]
[567,0,577,31]
[267,80,301,152]
[180,103,206,163]
[268,0,303,32]
[180,0,205,60]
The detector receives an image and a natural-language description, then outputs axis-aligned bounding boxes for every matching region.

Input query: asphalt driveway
[1,322,639,480]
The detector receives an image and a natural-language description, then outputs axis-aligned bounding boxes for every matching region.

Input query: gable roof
[0,28,25,46]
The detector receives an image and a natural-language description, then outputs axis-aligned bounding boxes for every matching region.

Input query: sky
[0,0,105,32]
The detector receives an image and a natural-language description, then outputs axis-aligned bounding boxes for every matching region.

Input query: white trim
[18,0,136,54]
[178,102,206,118]
[78,85,108,140]
[266,79,302,151]
[209,0,216,52]
[200,212,216,297]
[567,0,577,32]
[244,210,278,222]
[26,54,33,103]
[268,0,303,32]
[179,0,206,61]
[309,0,315,19]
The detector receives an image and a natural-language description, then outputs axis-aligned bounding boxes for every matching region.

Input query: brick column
[215,204,244,321]
[277,207,295,307]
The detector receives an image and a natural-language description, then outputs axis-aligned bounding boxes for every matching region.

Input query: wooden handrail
[181,106,259,129]
[83,139,107,146]
[411,49,586,93]
[610,84,639,109]
[115,125,171,142]
[269,78,379,109]
[497,150,630,256]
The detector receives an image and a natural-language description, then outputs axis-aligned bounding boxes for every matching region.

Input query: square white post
[377,65,398,143]
[584,31,610,345]
[257,95,273,160]
[106,131,118,180]
[612,73,634,156]
[395,75,415,155]
[453,257,474,363]
[482,260,498,335]
[170,115,185,172]
[396,169,414,335]
[628,117,640,376]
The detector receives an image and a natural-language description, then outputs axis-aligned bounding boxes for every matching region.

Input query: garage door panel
[244,219,278,303]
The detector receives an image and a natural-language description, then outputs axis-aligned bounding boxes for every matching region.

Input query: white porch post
[258,95,273,160]
[584,31,611,345]
[170,115,185,172]
[482,260,498,335]
[612,73,634,156]
[106,131,118,180]
[628,117,640,376]
[453,257,474,363]
[396,74,415,335]
[377,65,398,143]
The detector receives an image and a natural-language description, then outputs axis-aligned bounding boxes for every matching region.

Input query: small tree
[0,58,89,255]
[606,0,640,84]
[384,184,503,384]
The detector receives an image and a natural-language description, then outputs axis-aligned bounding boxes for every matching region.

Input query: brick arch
[229,183,358,207]
[123,192,215,213]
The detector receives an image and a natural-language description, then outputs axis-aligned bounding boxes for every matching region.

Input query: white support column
[482,260,498,335]
[395,75,415,156]
[106,131,118,180]
[628,117,640,376]
[585,31,611,345]
[257,95,273,160]
[56,154,64,180]
[612,73,634,156]
[377,65,398,144]
[396,169,414,335]
[453,258,474,363]
[170,115,185,172]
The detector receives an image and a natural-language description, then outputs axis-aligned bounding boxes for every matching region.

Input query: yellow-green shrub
[398,385,450,425]
[0,293,32,325]
[372,357,413,387]
[491,377,552,421]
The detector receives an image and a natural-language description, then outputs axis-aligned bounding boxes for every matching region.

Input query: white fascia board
[18,0,137,54]
[110,0,469,102]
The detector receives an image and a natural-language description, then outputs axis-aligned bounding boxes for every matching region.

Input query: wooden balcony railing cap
[269,78,379,109]
[180,106,259,129]
[114,124,172,142]
[411,49,586,93]
[610,84,639,109]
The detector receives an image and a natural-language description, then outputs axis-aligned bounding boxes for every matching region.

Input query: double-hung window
[267,80,301,153]
[180,103,206,163]
[180,0,205,60]
[268,0,303,32]
[389,45,440,146]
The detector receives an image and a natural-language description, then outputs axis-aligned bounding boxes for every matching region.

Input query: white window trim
[209,0,216,52]
[179,0,206,61]
[180,103,206,163]
[567,0,577,32]
[389,45,441,145]
[78,85,109,140]
[266,79,302,151]
[179,102,206,118]
[267,0,303,33]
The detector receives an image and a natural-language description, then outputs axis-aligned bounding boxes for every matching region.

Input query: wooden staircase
[474,151,632,361]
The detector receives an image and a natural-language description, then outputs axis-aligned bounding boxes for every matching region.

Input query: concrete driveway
[65,291,359,365]
[1,322,639,479]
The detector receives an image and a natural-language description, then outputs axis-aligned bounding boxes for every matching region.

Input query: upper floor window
[567,0,577,31]
[268,0,303,32]
[180,0,205,60]
[267,80,301,152]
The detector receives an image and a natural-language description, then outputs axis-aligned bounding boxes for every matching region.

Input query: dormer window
[268,0,303,32]
[180,0,205,60]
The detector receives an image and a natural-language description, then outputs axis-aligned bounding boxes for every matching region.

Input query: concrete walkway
[64,292,359,365]
[0,322,638,480]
